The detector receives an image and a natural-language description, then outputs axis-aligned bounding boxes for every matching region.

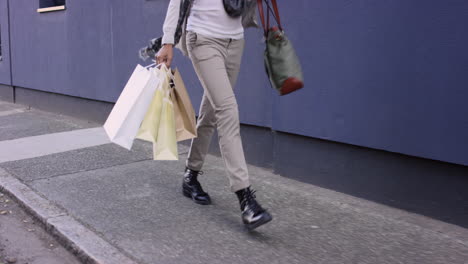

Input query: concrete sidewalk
[0,100,467,264]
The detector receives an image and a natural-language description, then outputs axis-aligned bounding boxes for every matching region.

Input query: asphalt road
[0,191,81,264]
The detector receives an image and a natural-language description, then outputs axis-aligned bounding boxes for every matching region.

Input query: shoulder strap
[257,0,283,36]
[257,0,267,35]
[270,0,282,30]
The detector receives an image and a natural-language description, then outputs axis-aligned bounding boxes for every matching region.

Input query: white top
[162,0,244,45]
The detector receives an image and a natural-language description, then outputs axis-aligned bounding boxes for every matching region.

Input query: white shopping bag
[104,64,161,150]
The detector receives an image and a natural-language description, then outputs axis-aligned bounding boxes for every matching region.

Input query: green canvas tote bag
[257,0,304,95]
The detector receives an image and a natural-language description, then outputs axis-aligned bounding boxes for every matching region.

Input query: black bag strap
[174,0,193,45]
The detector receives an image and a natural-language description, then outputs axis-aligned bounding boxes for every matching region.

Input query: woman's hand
[156,44,174,67]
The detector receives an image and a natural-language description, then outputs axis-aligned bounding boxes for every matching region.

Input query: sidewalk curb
[0,168,139,264]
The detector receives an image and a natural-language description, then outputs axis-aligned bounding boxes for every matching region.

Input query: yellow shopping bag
[136,69,168,143]
[153,90,178,160]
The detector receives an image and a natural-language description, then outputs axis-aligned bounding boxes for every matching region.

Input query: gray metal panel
[0,84,13,102]
[107,0,167,103]
[236,29,273,127]
[0,0,12,85]
[14,86,114,124]
[8,0,274,127]
[272,131,468,229]
[9,0,113,101]
[271,0,468,165]
[6,0,468,165]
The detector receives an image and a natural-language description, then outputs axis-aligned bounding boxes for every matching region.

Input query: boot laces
[185,169,203,181]
[242,189,263,213]
[185,170,207,195]
[186,169,203,177]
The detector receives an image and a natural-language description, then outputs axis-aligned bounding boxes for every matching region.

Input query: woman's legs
[185,93,216,171]
[184,32,273,230]
[186,32,250,192]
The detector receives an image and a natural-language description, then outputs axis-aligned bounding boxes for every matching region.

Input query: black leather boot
[235,187,272,230]
[182,168,211,205]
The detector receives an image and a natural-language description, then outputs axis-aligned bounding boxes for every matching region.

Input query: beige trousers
[185,31,250,192]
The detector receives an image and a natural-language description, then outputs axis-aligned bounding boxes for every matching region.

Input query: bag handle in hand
[257,0,283,35]
[145,61,167,69]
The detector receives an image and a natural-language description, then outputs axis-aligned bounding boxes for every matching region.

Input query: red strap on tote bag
[257,0,282,35]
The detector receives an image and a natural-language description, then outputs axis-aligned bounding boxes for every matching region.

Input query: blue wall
[1,0,468,166]
[0,0,11,85]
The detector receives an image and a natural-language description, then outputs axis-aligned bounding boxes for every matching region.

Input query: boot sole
[182,188,212,205]
[244,213,273,231]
